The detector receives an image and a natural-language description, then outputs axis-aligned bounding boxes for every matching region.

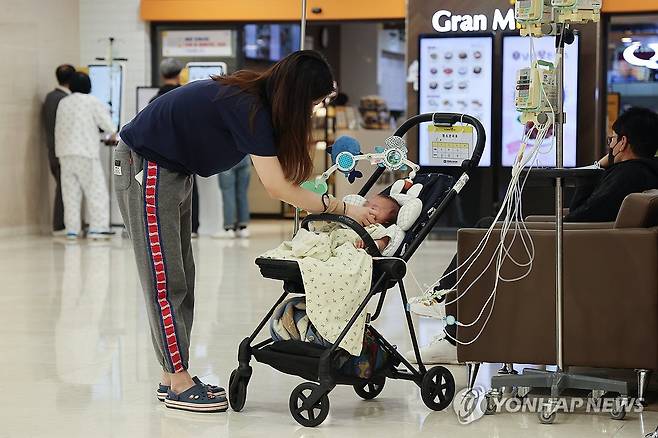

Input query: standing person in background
[151,58,200,238]
[42,64,75,237]
[55,71,116,240]
[215,156,252,238]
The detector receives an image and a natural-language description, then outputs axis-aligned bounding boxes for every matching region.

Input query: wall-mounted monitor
[136,86,159,115]
[187,61,227,83]
[244,24,300,62]
[418,33,493,167]
[88,64,124,130]
[501,34,579,167]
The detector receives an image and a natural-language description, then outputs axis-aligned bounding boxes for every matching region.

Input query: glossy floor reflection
[1,221,657,437]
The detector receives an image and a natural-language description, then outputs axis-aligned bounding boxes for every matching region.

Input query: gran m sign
[432,8,517,33]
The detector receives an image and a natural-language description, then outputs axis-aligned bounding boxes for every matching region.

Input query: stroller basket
[229,113,486,427]
[253,337,389,386]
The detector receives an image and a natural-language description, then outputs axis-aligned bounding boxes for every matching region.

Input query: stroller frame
[228,113,486,427]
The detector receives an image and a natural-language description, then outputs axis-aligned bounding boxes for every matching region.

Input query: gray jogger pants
[113,141,195,373]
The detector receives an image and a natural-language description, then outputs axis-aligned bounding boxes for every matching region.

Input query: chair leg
[636,369,651,406]
[466,362,481,392]
[498,363,517,375]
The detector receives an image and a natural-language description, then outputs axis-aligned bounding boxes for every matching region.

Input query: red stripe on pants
[145,161,184,373]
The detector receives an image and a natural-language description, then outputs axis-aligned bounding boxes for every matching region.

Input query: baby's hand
[354,239,365,249]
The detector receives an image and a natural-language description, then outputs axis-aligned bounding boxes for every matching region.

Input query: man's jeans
[218,156,251,230]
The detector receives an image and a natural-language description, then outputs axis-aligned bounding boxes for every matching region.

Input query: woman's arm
[251,155,376,224]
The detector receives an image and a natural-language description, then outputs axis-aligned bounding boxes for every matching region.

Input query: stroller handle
[393,112,486,171]
[358,112,486,198]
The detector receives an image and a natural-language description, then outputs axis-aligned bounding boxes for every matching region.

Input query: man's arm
[565,170,643,222]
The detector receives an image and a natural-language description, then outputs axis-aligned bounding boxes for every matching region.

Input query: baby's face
[365,195,399,225]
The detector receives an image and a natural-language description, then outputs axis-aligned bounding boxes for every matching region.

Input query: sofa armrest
[453,227,658,369]
[526,209,569,222]
[488,221,615,230]
[523,221,615,230]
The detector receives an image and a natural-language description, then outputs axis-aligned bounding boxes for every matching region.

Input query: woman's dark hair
[612,107,658,158]
[55,64,76,86]
[213,50,335,184]
[69,72,92,94]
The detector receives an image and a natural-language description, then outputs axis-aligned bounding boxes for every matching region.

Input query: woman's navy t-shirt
[120,79,277,177]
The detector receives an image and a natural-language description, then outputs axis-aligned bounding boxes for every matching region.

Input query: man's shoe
[404,333,458,365]
[408,288,449,319]
[212,229,235,239]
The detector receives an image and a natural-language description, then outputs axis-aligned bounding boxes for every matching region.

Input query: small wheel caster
[484,390,501,415]
[611,397,628,420]
[354,378,385,400]
[538,402,557,424]
[420,366,455,411]
[228,368,250,412]
[289,382,330,427]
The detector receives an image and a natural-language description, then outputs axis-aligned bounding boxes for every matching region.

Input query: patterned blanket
[262,224,390,355]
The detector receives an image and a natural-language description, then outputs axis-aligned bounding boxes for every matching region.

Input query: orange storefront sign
[140,0,656,22]
[141,0,406,22]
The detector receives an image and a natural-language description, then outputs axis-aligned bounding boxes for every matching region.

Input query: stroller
[228,113,485,427]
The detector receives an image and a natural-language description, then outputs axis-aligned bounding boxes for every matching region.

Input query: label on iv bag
[428,125,473,167]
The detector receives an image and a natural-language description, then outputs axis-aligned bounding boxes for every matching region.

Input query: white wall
[79,0,151,121]
[0,0,80,235]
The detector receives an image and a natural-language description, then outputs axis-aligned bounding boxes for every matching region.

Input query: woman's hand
[346,204,377,226]
[354,239,365,249]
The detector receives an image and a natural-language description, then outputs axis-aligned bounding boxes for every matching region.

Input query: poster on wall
[502,35,579,167]
[162,30,233,57]
[418,34,493,167]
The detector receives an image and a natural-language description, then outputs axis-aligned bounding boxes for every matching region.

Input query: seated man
[566,107,658,222]
[407,106,658,365]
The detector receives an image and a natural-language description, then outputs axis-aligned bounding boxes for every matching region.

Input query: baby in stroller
[262,181,423,358]
[264,193,406,381]
[308,193,401,253]
[353,194,400,252]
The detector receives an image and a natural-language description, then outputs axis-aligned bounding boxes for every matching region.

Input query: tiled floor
[1,221,657,437]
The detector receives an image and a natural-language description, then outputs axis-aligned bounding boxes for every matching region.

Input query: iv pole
[95,37,127,228]
[485,21,630,424]
[293,0,308,235]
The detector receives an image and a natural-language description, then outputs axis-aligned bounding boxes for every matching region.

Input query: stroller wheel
[289,382,330,427]
[229,369,249,412]
[353,378,385,400]
[420,366,455,411]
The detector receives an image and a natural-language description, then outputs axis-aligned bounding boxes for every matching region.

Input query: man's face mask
[607,134,620,166]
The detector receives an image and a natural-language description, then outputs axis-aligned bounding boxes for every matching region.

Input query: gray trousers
[113,141,195,373]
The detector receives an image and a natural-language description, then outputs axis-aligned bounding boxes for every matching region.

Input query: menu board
[418,34,493,167]
[502,35,579,167]
[88,64,123,130]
